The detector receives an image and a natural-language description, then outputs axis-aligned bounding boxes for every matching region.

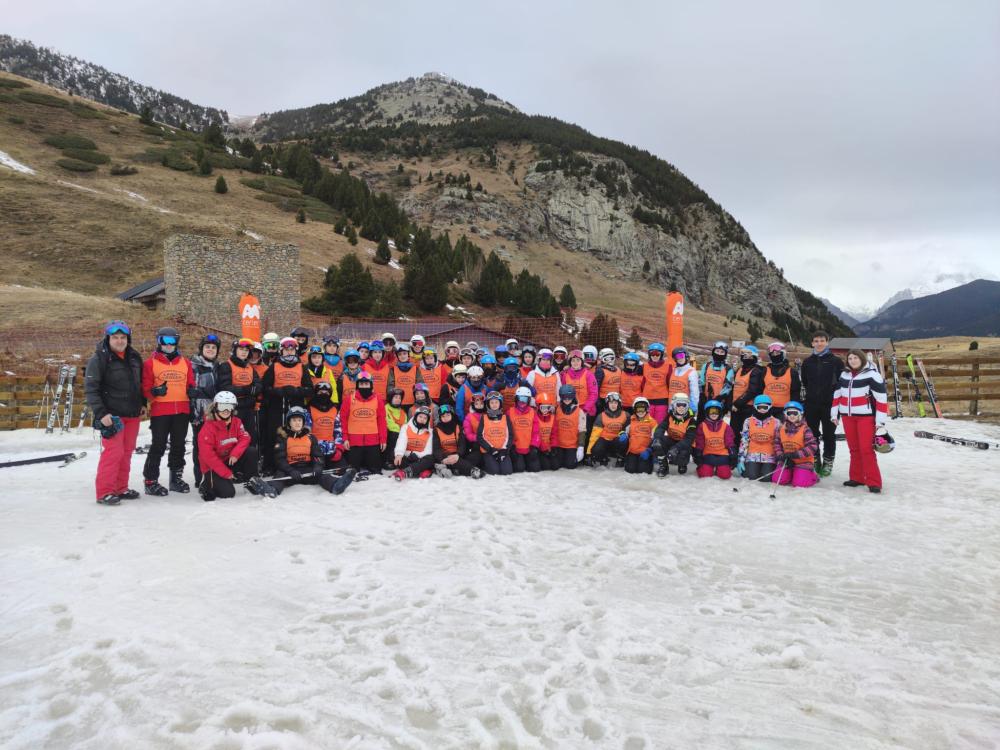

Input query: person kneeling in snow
[477,391,515,476]
[693,400,737,479]
[198,391,274,500]
[617,396,658,474]
[651,392,697,476]
[772,400,819,488]
[433,404,483,478]
[273,406,355,495]
[737,394,782,481]
[393,406,436,480]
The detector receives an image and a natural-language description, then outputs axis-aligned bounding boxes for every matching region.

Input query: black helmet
[284,405,309,428]
[156,326,179,347]
[558,384,576,401]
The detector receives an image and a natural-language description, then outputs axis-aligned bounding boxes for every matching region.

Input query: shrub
[0,92,14,103]
[139,104,154,125]
[18,91,70,108]
[44,134,97,150]
[970,340,979,351]
[62,148,110,164]
[296,207,306,223]
[56,158,98,173]
[0,79,29,89]
[160,149,194,171]
[198,156,213,175]
[110,164,139,176]
[215,175,228,194]
[71,103,105,120]
[8,115,25,125]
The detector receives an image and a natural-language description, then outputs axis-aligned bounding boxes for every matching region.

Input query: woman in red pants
[831,349,888,493]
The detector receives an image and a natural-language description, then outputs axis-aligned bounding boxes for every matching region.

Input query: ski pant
[95,415,141,499]
[349,444,383,474]
[697,464,732,479]
[537,450,559,471]
[143,413,189,481]
[462,448,483,468]
[806,404,837,461]
[482,450,514,475]
[438,455,477,476]
[201,447,260,499]
[743,460,778,482]
[731,406,753,440]
[590,437,623,465]
[842,414,882,489]
[624,453,653,474]
[237,406,258,447]
[649,404,668,424]
[191,422,204,487]
[261,402,284,473]
[384,431,401,467]
[270,470,339,496]
[551,446,579,469]
[511,448,541,473]
[658,438,691,470]
[771,463,818,487]
[398,453,435,474]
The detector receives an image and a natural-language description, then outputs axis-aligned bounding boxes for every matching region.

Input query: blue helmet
[704,399,724,413]
[494,344,508,355]
[480,354,497,366]
[344,348,361,360]
[503,356,519,369]
[623,352,641,363]
[648,342,666,354]
[784,400,804,413]
[357,341,370,351]
[753,394,773,409]
[369,340,385,352]
[741,345,759,358]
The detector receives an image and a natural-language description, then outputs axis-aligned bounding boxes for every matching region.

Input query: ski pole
[768,461,789,499]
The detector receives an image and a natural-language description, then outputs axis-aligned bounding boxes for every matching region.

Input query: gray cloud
[7,0,999,310]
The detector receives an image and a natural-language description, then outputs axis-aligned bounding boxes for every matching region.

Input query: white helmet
[452,364,468,375]
[381,331,396,342]
[670,392,690,407]
[445,340,460,351]
[605,391,621,402]
[410,334,425,346]
[553,345,568,356]
[467,365,484,379]
[506,338,519,348]
[632,396,650,410]
[395,342,411,352]
[582,345,598,361]
[515,385,532,402]
[213,391,238,411]
[599,347,616,364]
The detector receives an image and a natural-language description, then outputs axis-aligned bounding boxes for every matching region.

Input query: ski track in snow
[0,150,36,175]
[1,419,999,749]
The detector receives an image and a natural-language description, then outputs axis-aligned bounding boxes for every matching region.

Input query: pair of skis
[914,431,998,451]
[0,451,87,469]
[903,354,943,418]
[43,365,78,433]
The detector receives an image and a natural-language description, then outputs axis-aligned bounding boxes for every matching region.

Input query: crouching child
[772,400,819,488]
[198,391,275,500]
[618,397,658,474]
[393,406,436,480]
[433,404,483,478]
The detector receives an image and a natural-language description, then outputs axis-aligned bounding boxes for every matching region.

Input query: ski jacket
[216,356,261,411]
[189,354,220,426]
[454,381,488,423]
[463,408,485,446]
[762,360,801,408]
[830,364,888,425]
[693,419,736,465]
[340,391,387,447]
[432,421,466,460]
[731,364,765,410]
[275,425,324,475]
[699,362,734,402]
[669,364,701,412]
[477,411,514,453]
[197,412,251,480]
[263,356,313,408]
[652,410,697,452]
[801,349,845,408]
[526,366,561,405]
[305,362,340,402]
[561,366,599,416]
[508,404,541,454]
[142,351,195,417]
[395,419,434,459]
[774,420,818,465]
[739,415,780,464]
[85,337,145,422]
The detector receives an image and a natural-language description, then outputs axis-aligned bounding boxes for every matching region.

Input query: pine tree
[626,327,642,350]
[583,314,621,354]
[747,319,762,344]
[139,104,154,125]
[214,175,228,194]
[296,207,306,223]
[372,280,404,317]
[333,217,347,235]
[374,237,391,265]
[199,156,212,176]
[346,224,358,245]
[559,283,577,309]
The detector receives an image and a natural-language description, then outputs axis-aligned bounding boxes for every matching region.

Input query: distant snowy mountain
[819,298,860,330]
[874,272,994,317]
[0,34,227,129]
[856,279,1000,339]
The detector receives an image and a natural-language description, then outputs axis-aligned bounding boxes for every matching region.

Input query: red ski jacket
[197,414,251,480]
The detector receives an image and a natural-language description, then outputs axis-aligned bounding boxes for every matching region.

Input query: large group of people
[83,321,890,506]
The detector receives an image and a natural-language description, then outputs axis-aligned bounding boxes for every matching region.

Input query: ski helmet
[156,326,179,347]
[599,347,616,364]
[712,340,729,353]
[355,371,373,389]
[553,346,568,357]
[569,349,584,363]
[515,386,532,404]
[213,390,238,412]
[369,340,385,352]
[633,396,650,412]
[538,348,553,359]
[344,348,361,361]
[479,354,497,366]
[452,364,468,376]
[767,342,785,353]
[648,342,666,355]
[314,380,333,395]
[233,337,254,356]
[605,391,621,404]
[704,399,723,416]
[471,390,487,403]
[357,341,371,351]
[388,387,404,404]
[623,352,641,369]
[753,394,773,410]
[467,365,485,380]
[284,405,309,427]
[741,345,759,359]
[412,405,432,424]
[104,319,131,338]
[873,426,895,454]
[261,332,280,351]
[308,344,323,358]
[783,400,804,415]
[582,345,598,362]
[558,384,576,401]
[438,403,453,417]
[503,356,519,370]
[291,326,310,339]
[323,335,340,346]
[445,340,460,353]
[671,346,688,362]
[422,347,437,362]
[506,338,519,349]
[670,392,690,408]
[279,336,297,350]
[486,390,503,409]
[381,332,396,345]
[536,392,555,412]
[410,334,425,347]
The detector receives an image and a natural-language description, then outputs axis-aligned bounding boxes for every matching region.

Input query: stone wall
[164,234,300,336]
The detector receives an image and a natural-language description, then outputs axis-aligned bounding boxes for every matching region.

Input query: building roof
[829,337,894,351]
[117,276,165,301]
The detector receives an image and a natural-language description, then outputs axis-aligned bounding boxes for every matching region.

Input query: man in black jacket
[85,320,145,505]
[800,330,844,476]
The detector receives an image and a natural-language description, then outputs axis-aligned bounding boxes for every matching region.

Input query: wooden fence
[0,373,90,431]
[886,355,1000,419]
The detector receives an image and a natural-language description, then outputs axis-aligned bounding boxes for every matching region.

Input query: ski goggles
[104,320,131,336]
[159,336,178,346]
[203,334,221,344]
[236,338,254,348]
[262,341,279,351]
[754,403,772,413]
[783,407,802,417]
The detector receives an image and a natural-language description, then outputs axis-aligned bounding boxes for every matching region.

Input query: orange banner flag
[665,291,684,355]
[239,293,262,341]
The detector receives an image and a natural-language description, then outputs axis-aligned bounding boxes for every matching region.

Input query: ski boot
[97,494,121,506]
[144,479,169,497]
[418,469,433,479]
[470,467,484,479]
[199,485,216,502]
[330,469,357,495]
[434,463,454,479]
[246,476,278,499]
[656,461,669,478]
[843,480,863,487]
[117,488,140,500]
[169,471,190,493]
[819,456,834,477]
[676,464,687,475]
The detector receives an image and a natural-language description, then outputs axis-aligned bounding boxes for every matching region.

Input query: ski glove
[576,446,585,462]
[639,449,651,461]
[186,386,199,399]
[736,460,745,476]
[287,469,302,482]
[151,382,168,397]
[617,432,629,444]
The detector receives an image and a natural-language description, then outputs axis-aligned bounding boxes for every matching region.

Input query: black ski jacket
[801,350,844,409]
[84,337,145,422]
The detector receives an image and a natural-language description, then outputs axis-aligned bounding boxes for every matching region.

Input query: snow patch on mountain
[0,150,35,175]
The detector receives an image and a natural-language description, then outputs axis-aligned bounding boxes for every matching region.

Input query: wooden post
[970,362,980,416]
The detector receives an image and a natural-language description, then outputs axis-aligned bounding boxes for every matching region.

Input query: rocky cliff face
[400,152,800,318]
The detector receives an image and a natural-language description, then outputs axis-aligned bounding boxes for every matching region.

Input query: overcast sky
[7,1,999,311]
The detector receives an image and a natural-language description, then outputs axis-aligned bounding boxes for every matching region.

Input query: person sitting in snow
[737,394,782,481]
[272,406,355,495]
[432,404,483,478]
[392,406,436,480]
[197,391,275,500]
[508,386,541,473]
[477,391,515,476]
[651,392,697,476]
[586,392,628,467]
[617,396,658,474]
[692,400,737,479]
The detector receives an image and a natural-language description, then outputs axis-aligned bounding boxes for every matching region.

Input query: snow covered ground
[1,419,998,749]
[0,150,36,175]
